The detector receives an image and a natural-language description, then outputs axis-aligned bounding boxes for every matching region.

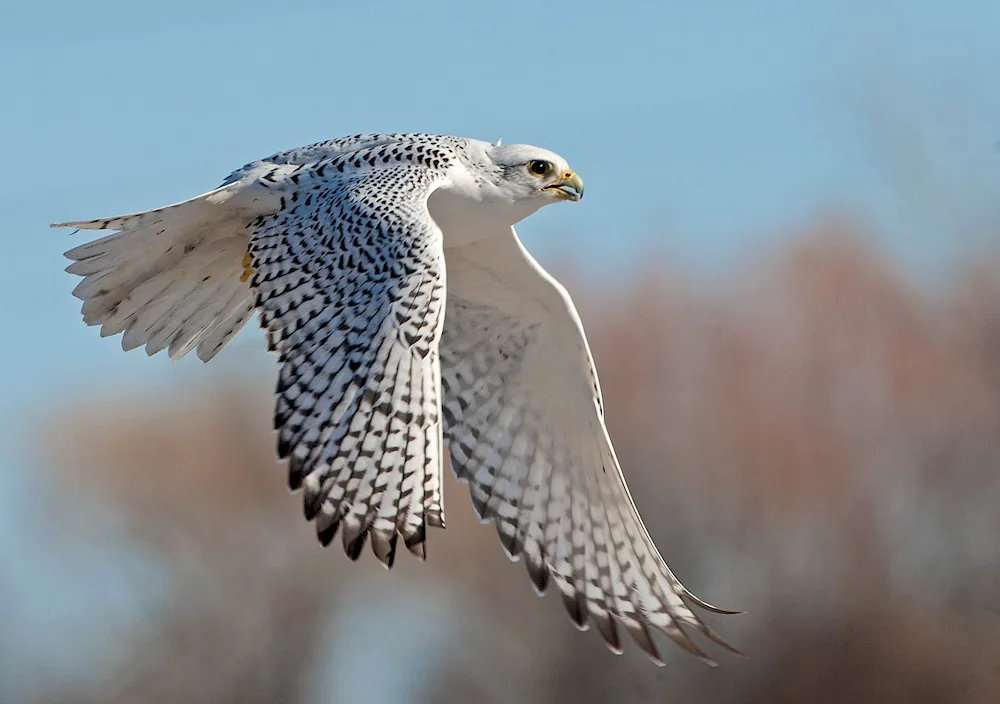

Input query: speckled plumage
[53,133,742,666]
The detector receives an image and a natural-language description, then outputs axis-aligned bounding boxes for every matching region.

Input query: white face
[486,144,585,204]
[428,141,585,246]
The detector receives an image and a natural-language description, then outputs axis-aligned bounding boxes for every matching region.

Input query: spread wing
[249,157,449,566]
[440,227,743,665]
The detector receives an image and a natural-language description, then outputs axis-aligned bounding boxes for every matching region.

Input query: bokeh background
[3,1,1000,702]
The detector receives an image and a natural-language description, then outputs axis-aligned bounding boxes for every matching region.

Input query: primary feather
[53,133,742,665]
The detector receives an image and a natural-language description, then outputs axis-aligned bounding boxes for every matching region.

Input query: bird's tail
[53,187,257,362]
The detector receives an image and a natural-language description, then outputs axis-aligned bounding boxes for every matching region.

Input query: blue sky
[1,0,999,698]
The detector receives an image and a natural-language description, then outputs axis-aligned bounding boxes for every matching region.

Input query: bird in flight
[53,133,742,665]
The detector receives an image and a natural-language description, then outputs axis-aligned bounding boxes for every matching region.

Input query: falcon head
[487,144,585,203]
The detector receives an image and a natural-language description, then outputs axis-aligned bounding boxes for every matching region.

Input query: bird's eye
[527,160,552,177]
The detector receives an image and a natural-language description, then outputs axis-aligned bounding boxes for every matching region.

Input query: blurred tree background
[19,218,1000,703]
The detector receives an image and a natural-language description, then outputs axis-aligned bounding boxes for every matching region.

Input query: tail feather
[194,296,256,362]
[54,186,256,362]
[122,288,182,350]
[165,277,240,360]
[102,269,190,337]
[145,276,226,356]
[64,230,129,260]
[52,186,230,232]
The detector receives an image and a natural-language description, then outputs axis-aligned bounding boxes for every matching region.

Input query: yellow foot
[241,250,254,283]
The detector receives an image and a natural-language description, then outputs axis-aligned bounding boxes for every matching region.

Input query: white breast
[428,168,545,248]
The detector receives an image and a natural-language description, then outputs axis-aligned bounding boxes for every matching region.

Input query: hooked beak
[544,169,584,202]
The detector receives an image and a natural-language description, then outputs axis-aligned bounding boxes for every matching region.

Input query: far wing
[440,227,742,665]
[249,157,448,566]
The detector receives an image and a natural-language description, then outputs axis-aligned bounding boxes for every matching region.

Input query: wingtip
[682,587,747,616]
[371,532,398,569]
[705,631,747,658]
[682,609,747,660]
[667,628,717,666]
[594,614,623,655]
[406,539,427,561]
[343,530,367,562]
[404,523,428,561]
[525,558,550,595]
[559,588,590,631]
[624,621,666,667]
[316,515,341,547]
